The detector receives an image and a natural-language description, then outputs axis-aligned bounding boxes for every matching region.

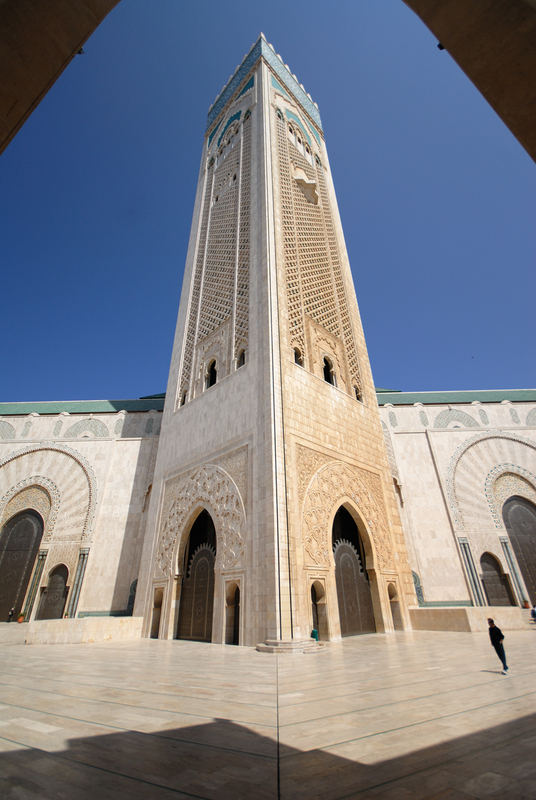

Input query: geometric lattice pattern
[274,107,362,395]
[177,111,251,406]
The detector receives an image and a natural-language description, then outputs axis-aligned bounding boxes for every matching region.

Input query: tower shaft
[137,36,414,646]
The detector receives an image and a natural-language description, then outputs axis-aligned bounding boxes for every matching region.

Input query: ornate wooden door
[0,511,43,620]
[177,546,215,642]
[334,540,375,636]
[502,496,536,604]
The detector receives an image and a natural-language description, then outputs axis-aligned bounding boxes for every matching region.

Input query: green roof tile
[376,389,536,406]
[0,397,165,416]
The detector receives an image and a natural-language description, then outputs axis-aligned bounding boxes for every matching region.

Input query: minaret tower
[136,35,415,647]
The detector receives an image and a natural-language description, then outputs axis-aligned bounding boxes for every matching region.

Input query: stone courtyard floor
[0,629,535,799]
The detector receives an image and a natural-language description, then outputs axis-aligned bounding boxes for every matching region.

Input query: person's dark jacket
[489,625,504,647]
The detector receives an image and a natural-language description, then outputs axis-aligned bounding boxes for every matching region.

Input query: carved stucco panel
[0,477,58,540]
[156,463,245,578]
[296,444,331,503]
[302,460,390,570]
[0,444,96,543]
[214,446,248,506]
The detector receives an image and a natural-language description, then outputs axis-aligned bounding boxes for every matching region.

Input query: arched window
[243,109,251,122]
[294,348,304,366]
[354,386,361,401]
[323,357,335,385]
[206,360,217,388]
[180,392,187,406]
[276,109,283,121]
[237,350,246,368]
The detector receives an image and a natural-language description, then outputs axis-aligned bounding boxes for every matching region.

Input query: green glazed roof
[1,389,534,417]
[376,389,536,406]
[0,396,165,416]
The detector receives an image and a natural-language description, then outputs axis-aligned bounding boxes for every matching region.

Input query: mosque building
[1,36,534,646]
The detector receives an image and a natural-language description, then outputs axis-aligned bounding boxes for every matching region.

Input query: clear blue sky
[1,0,534,401]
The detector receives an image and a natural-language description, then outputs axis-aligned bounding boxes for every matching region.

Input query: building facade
[134,35,414,648]
[0,38,534,645]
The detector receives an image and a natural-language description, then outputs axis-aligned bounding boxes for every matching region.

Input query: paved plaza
[0,628,535,799]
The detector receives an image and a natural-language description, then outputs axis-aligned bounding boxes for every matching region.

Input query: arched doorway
[150,588,163,638]
[479,553,516,606]
[502,495,536,604]
[177,509,216,642]
[388,583,404,630]
[36,564,69,620]
[310,581,328,639]
[0,510,43,620]
[225,583,240,645]
[332,506,375,635]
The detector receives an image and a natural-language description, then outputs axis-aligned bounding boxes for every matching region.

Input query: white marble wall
[0,409,160,619]
[380,399,536,608]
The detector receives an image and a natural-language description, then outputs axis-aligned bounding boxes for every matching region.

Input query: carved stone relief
[446,432,536,529]
[305,316,349,392]
[296,443,331,502]
[488,469,536,528]
[0,444,96,543]
[214,446,248,506]
[0,478,57,539]
[156,463,245,579]
[302,458,390,570]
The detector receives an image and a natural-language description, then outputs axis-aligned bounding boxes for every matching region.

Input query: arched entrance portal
[177,510,216,642]
[225,584,240,645]
[480,552,516,606]
[0,510,43,620]
[332,506,375,636]
[36,564,69,620]
[310,581,329,639]
[502,495,536,604]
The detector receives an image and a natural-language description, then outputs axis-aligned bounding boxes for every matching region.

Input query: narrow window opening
[206,360,217,388]
[233,173,237,181]
[323,357,335,385]
[237,350,246,368]
[294,348,304,366]
[354,386,361,402]
[180,392,187,406]
[244,109,251,121]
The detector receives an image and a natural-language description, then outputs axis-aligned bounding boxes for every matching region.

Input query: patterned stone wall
[273,98,362,396]
[177,83,253,407]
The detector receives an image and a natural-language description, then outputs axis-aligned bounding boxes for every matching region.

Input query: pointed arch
[156,464,245,579]
[302,460,389,570]
[446,433,536,529]
[0,445,96,543]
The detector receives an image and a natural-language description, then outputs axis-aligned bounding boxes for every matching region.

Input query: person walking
[488,618,508,674]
